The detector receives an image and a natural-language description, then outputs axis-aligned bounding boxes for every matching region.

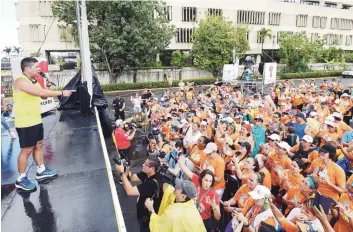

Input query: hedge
[278,70,343,79]
[101,77,215,92]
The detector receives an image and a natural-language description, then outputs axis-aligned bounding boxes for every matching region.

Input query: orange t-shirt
[333,193,353,232]
[201,155,225,190]
[189,146,206,167]
[233,184,253,209]
[269,154,292,186]
[260,167,272,190]
[281,169,304,191]
[281,219,300,232]
[283,186,305,215]
[318,130,339,147]
[307,159,346,200]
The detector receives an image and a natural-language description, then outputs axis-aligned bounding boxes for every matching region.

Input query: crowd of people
[114,78,353,232]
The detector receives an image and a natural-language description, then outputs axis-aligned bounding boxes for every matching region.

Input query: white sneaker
[9,130,16,139]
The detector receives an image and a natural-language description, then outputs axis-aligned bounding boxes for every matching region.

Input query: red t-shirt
[114,128,131,149]
[192,174,220,220]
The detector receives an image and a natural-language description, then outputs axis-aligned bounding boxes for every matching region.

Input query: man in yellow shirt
[13,57,72,191]
[145,179,206,232]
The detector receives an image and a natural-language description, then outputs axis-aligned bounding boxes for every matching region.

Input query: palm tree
[13,46,21,56]
[257,28,273,57]
[2,46,12,59]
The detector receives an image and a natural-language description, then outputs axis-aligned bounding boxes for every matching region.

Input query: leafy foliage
[278,32,315,72]
[52,1,174,80]
[192,15,249,76]
[278,70,343,79]
[30,51,42,57]
[171,50,192,67]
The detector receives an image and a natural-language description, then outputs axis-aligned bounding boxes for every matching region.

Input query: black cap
[296,112,306,119]
[319,144,336,156]
[238,142,252,152]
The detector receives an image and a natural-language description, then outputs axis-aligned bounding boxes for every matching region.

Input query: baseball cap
[276,141,291,152]
[331,112,342,119]
[341,93,349,97]
[296,112,306,119]
[248,185,271,200]
[302,135,313,143]
[174,179,197,199]
[115,119,125,126]
[201,120,208,126]
[309,111,318,117]
[239,142,252,152]
[203,142,218,154]
[324,120,337,128]
[268,134,280,141]
[319,144,336,156]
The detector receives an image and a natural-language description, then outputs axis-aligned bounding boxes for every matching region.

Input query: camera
[113,157,129,168]
[126,122,142,130]
[158,163,176,186]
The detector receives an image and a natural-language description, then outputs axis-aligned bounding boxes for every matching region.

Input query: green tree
[192,15,249,76]
[52,1,174,81]
[171,50,182,67]
[13,46,21,56]
[30,51,42,57]
[278,32,315,72]
[257,28,272,57]
[2,46,12,59]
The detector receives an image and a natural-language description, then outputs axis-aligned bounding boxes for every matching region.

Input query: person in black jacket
[113,94,125,120]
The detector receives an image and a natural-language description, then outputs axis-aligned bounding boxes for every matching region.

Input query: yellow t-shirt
[13,74,42,128]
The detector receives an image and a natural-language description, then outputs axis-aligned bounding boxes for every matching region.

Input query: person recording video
[114,119,136,166]
[115,156,161,232]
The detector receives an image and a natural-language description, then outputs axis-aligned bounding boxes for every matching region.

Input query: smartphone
[70,90,76,92]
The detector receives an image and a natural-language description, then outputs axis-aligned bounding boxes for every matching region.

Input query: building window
[346,35,353,46]
[208,8,222,16]
[165,6,172,21]
[331,18,353,30]
[29,24,40,42]
[300,0,319,6]
[296,14,308,27]
[320,17,327,29]
[277,31,294,43]
[38,0,52,16]
[325,34,343,45]
[176,28,194,43]
[312,16,320,28]
[237,10,265,25]
[325,3,337,8]
[268,12,281,26]
[342,5,352,10]
[311,33,319,42]
[182,7,197,22]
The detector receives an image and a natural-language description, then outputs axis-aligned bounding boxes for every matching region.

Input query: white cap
[309,111,318,117]
[201,120,208,126]
[203,142,218,154]
[276,141,291,152]
[243,121,250,125]
[248,185,272,200]
[268,134,280,141]
[334,99,340,104]
[331,112,342,119]
[115,119,125,126]
[325,120,337,128]
[302,135,313,143]
[341,93,349,97]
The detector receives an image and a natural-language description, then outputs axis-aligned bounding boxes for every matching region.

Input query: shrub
[278,70,343,79]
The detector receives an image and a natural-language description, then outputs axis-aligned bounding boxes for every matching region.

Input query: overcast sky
[0,0,19,51]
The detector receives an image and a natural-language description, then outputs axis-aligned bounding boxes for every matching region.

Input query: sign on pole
[222,64,239,82]
[263,62,277,85]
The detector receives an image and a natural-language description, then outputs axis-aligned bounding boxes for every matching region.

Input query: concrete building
[15,0,353,63]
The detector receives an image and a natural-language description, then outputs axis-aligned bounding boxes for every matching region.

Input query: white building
[15,0,353,63]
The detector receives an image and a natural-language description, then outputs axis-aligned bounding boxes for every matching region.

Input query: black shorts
[16,123,44,148]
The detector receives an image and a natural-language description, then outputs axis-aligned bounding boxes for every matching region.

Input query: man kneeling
[144,179,206,232]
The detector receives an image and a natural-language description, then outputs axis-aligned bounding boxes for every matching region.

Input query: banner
[10,57,58,114]
[263,63,277,85]
[222,64,239,82]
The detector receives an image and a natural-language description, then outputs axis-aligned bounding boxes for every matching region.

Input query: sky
[0,0,19,51]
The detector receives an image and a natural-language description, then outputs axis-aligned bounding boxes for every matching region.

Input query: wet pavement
[1,110,118,232]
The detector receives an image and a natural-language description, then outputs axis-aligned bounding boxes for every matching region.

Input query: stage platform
[1,110,120,232]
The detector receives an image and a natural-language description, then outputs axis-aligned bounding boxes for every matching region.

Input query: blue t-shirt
[293,122,306,140]
[342,131,353,143]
